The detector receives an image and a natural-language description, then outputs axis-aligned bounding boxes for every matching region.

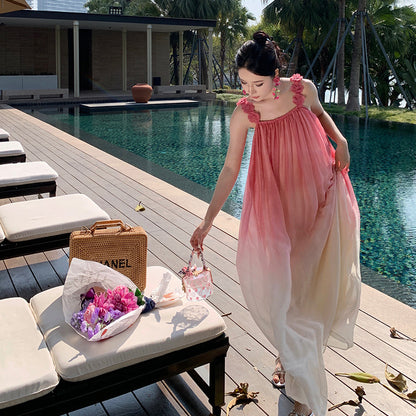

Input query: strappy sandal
[271,356,285,388]
[288,412,314,416]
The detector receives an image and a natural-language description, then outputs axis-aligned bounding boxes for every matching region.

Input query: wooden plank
[4,256,40,301]
[101,392,147,416]
[0,260,17,298]
[134,383,191,416]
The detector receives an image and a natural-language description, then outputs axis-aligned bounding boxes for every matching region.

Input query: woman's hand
[335,140,350,171]
[190,219,212,253]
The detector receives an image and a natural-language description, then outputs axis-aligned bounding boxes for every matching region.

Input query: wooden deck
[1,103,416,416]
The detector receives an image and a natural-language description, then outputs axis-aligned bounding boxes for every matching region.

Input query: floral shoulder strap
[236,97,260,124]
[290,74,305,107]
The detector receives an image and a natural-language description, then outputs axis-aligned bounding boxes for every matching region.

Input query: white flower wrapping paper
[63,258,144,341]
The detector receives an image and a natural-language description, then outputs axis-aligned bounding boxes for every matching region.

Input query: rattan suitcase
[69,220,147,290]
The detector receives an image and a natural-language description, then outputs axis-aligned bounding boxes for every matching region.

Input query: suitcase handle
[90,219,131,234]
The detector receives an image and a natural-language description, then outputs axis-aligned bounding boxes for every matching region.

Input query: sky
[242,0,416,23]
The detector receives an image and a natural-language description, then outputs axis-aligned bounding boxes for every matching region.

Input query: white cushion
[0,141,24,156]
[0,129,9,140]
[0,225,4,243]
[0,161,58,188]
[0,297,59,409]
[0,193,110,242]
[30,266,226,382]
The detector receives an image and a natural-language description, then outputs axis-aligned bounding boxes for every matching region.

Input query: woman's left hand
[335,141,350,171]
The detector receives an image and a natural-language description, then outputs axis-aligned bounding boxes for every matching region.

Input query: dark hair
[235,31,284,77]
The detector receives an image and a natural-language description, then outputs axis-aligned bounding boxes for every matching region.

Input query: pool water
[24,103,416,307]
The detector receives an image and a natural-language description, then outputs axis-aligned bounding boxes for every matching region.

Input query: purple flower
[70,285,140,340]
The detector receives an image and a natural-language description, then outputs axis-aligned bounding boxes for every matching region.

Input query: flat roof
[0,10,217,32]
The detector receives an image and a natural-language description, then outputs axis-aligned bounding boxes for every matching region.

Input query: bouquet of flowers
[70,285,154,340]
[63,258,153,341]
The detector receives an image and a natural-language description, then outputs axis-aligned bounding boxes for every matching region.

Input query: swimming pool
[23,103,416,307]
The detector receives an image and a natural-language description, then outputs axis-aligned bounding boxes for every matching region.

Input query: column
[55,25,61,88]
[208,27,213,92]
[179,31,184,85]
[122,28,127,91]
[147,24,152,86]
[73,20,80,98]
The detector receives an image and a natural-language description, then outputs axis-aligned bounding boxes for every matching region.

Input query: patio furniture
[0,161,58,198]
[0,193,110,260]
[0,141,26,164]
[153,84,207,99]
[0,128,9,141]
[0,266,229,416]
[1,88,69,101]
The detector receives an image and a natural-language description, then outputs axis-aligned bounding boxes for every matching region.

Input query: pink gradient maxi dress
[236,75,361,416]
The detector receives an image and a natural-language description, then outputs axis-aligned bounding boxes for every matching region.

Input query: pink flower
[237,97,260,124]
[290,73,303,83]
[93,292,114,317]
[290,74,305,106]
[83,303,100,325]
[107,285,138,313]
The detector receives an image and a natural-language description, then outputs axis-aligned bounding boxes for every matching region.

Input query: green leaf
[335,372,380,383]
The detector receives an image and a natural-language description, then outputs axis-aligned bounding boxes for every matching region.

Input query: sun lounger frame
[0,180,57,199]
[0,332,229,416]
[0,233,71,260]
[0,154,26,164]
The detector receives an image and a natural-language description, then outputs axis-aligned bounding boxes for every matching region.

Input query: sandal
[288,413,314,416]
[271,356,285,388]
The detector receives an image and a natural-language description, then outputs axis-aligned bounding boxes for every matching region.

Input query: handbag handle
[187,249,208,271]
[89,219,131,234]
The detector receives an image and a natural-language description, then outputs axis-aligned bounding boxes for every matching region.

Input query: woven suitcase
[69,220,147,290]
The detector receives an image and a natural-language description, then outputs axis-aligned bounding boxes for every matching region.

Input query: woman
[190,31,361,416]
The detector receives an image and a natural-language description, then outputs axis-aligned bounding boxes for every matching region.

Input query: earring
[273,75,280,100]
[242,89,247,95]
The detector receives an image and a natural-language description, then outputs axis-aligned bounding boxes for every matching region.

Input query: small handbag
[179,250,213,301]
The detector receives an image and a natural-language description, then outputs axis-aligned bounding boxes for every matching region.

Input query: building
[27,0,88,13]
[0,10,216,98]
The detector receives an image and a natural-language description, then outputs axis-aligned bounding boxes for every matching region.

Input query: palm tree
[346,0,365,111]
[216,0,254,87]
[336,0,346,105]
[262,0,337,76]
[365,0,415,106]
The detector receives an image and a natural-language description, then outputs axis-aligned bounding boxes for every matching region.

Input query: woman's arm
[190,106,250,251]
[305,80,350,171]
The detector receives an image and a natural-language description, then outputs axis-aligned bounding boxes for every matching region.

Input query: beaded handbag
[179,250,213,301]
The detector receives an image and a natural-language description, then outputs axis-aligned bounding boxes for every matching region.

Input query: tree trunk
[198,31,208,86]
[171,35,179,85]
[346,0,366,112]
[220,31,226,88]
[287,24,304,76]
[336,0,346,105]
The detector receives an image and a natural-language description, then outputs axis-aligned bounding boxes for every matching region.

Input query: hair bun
[253,31,270,46]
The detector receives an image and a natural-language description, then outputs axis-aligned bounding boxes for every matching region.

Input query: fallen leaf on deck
[385,364,408,392]
[135,201,145,212]
[226,383,259,415]
[328,386,366,411]
[335,372,380,383]
[390,327,416,342]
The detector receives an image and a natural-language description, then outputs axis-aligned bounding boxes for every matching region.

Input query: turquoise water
[23,103,416,306]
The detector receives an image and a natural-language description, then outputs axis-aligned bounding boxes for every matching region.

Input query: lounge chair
[0,194,110,260]
[0,128,9,142]
[0,265,229,416]
[0,161,58,199]
[0,141,26,164]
